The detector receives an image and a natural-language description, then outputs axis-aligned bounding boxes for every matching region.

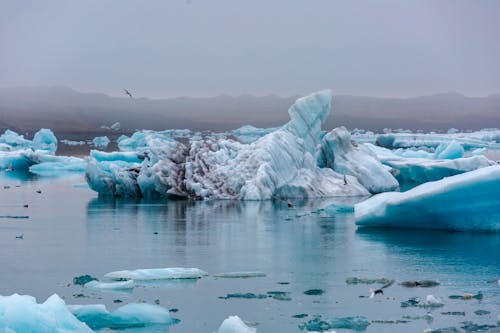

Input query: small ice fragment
[304,289,324,296]
[84,280,134,290]
[215,315,256,333]
[73,275,98,286]
[214,271,266,278]
[104,267,208,280]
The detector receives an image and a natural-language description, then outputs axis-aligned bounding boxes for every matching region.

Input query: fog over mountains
[1,86,499,137]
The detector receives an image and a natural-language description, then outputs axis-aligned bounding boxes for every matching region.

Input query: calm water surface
[0,172,498,332]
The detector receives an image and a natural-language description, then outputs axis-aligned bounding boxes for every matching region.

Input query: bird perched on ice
[124,89,133,98]
[370,279,395,298]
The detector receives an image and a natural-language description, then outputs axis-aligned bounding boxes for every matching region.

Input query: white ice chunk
[32,128,58,153]
[355,165,500,231]
[215,316,256,333]
[83,280,134,290]
[91,136,110,149]
[434,140,464,159]
[0,130,31,150]
[104,267,208,281]
[320,127,398,193]
[0,294,93,333]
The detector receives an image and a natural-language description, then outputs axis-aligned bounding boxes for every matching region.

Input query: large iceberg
[0,294,93,333]
[32,128,58,153]
[355,165,500,231]
[86,90,370,199]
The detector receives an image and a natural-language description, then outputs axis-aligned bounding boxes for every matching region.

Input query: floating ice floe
[83,280,134,290]
[104,267,208,281]
[32,128,58,153]
[0,294,93,332]
[214,271,266,278]
[29,155,87,175]
[69,302,178,330]
[215,316,256,333]
[91,136,110,149]
[355,165,500,231]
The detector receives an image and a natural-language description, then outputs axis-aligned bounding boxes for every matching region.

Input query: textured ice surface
[69,302,177,330]
[91,136,110,149]
[364,144,493,184]
[32,128,58,153]
[320,126,398,193]
[0,294,93,333]
[355,165,500,231]
[86,90,369,199]
[215,316,256,333]
[104,267,208,280]
[83,280,134,290]
[29,156,87,175]
[0,130,32,150]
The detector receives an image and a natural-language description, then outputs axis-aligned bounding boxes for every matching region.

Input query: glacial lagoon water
[0,171,499,332]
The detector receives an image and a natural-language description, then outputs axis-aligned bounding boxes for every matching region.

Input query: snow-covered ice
[104,267,208,280]
[83,280,134,290]
[355,165,500,231]
[215,316,256,333]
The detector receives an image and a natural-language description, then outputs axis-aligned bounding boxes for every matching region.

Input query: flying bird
[369,280,395,298]
[124,89,133,99]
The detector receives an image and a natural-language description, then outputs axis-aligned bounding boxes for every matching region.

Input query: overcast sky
[1,0,499,98]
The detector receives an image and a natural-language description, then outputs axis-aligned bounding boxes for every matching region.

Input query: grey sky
[1,0,499,98]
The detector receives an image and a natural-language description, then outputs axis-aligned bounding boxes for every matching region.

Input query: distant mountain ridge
[0,86,499,138]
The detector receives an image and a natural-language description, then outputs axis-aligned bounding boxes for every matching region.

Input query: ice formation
[29,155,87,175]
[364,144,493,184]
[32,128,58,153]
[69,302,177,330]
[91,136,110,149]
[214,271,266,278]
[232,125,279,143]
[104,267,208,280]
[0,294,93,333]
[83,280,134,290]
[86,90,370,199]
[355,165,500,231]
[319,126,398,193]
[215,316,256,333]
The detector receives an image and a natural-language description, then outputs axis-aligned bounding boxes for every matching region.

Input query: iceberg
[29,155,87,175]
[86,90,370,199]
[0,149,37,170]
[319,126,399,193]
[0,130,32,150]
[32,128,58,153]
[434,140,464,159]
[215,316,256,333]
[104,267,208,280]
[355,165,500,231]
[69,302,178,330]
[0,294,93,333]
[91,136,110,149]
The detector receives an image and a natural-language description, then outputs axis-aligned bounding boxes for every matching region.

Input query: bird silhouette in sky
[124,89,133,99]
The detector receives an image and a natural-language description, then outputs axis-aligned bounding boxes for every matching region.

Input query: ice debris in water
[299,316,370,332]
[400,295,444,308]
[424,327,460,333]
[219,293,269,300]
[69,302,179,330]
[215,316,256,333]
[448,292,483,300]
[345,277,391,285]
[304,289,324,296]
[104,267,208,280]
[214,271,266,278]
[0,293,94,332]
[83,280,134,290]
[73,275,98,286]
[91,136,110,149]
[355,165,500,231]
[399,280,440,287]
